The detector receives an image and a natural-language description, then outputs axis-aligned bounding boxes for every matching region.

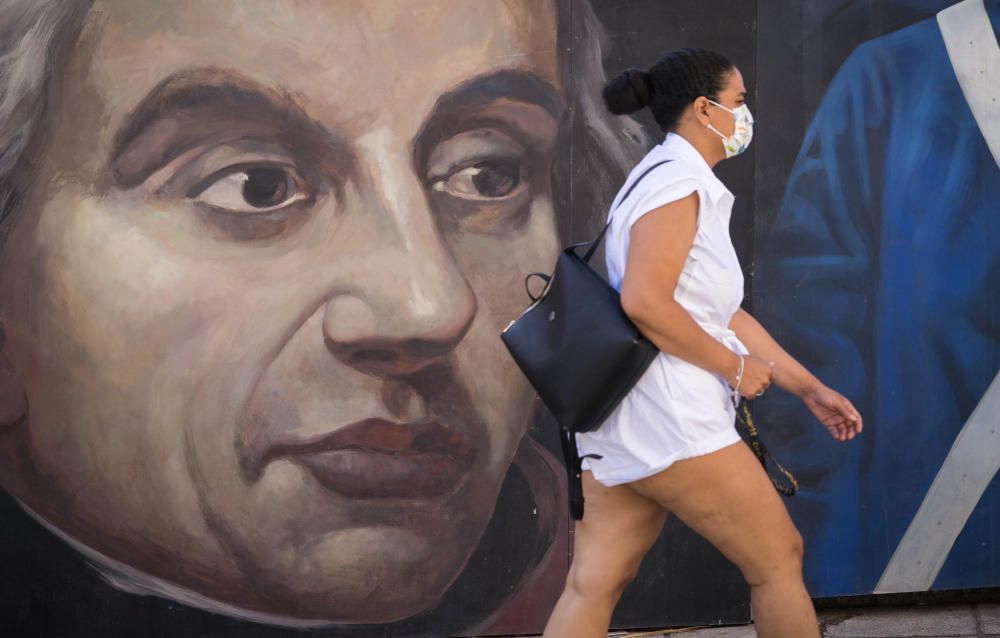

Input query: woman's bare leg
[543,472,667,638]
[630,442,819,638]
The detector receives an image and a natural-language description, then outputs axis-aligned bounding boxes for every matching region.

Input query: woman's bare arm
[728,308,820,397]
[619,194,860,440]
[619,194,770,395]
[729,308,863,440]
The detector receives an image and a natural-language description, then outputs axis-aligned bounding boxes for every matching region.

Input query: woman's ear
[692,96,712,127]
[0,323,27,431]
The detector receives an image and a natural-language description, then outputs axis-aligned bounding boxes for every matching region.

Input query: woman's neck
[670,126,725,169]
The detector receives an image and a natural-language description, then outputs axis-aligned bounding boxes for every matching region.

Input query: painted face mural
[0,0,572,628]
[0,1,764,634]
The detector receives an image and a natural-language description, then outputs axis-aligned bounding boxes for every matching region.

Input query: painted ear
[0,325,27,431]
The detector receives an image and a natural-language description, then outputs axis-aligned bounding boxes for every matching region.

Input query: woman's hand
[729,354,774,399]
[802,386,863,442]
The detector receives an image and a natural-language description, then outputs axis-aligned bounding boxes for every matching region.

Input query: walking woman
[543,49,863,638]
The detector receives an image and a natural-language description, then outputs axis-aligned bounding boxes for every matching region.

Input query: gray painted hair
[0,0,649,241]
[0,0,92,231]
[554,0,651,243]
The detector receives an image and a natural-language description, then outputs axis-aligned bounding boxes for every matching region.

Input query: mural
[0,1,747,636]
[756,0,1000,597]
[5,0,992,635]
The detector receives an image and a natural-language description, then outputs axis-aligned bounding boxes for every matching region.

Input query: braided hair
[602,48,734,132]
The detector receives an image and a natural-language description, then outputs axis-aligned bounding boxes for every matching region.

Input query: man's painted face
[0,0,561,623]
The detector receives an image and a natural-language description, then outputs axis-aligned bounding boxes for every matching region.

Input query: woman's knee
[566,557,641,602]
[740,527,805,587]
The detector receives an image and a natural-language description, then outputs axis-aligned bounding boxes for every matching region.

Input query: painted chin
[204,521,470,621]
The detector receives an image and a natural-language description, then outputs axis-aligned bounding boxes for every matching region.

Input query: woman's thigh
[628,441,804,585]
[568,471,668,596]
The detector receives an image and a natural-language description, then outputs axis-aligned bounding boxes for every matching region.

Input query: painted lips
[265,418,476,499]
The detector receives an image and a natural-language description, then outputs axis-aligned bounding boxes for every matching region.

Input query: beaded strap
[735,401,799,497]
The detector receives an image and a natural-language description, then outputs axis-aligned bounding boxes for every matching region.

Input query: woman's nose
[322,136,477,377]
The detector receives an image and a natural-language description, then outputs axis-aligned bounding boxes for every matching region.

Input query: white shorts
[577,352,743,487]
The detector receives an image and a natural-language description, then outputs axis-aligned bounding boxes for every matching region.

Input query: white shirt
[577,133,749,486]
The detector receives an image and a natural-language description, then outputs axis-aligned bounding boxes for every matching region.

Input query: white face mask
[706,99,754,158]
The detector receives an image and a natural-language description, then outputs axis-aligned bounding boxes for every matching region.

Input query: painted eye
[432,159,523,199]
[191,165,311,213]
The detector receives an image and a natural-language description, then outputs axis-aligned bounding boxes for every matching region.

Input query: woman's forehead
[724,67,746,94]
[83,0,560,139]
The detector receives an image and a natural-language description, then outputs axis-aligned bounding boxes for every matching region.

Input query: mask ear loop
[706,123,729,142]
[703,98,731,142]
[706,98,734,114]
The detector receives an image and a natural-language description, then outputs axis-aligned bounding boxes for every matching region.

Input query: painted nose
[322,276,477,377]
[322,137,477,377]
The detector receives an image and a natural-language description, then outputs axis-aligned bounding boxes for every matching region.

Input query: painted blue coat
[755,1,1000,595]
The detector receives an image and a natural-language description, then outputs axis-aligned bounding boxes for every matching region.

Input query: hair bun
[602,67,651,115]
[624,69,651,106]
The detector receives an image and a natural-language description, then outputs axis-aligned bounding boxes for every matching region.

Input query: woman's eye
[431,159,523,199]
[190,165,311,213]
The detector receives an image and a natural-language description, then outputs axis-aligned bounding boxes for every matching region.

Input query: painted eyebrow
[431,68,565,119]
[413,68,565,169]
[109,68,338,188]
[110,67,564,188]
[110,68,322,158]
[112,67,563,161]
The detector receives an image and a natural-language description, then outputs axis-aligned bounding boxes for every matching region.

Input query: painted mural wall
[0,1,995,637]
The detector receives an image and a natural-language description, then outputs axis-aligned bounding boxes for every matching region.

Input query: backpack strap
[580,160,673,263]
[558,430,602,521]
[558,430,584,521]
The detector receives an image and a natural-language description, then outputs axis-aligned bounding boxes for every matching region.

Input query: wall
[0,1,995,637]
